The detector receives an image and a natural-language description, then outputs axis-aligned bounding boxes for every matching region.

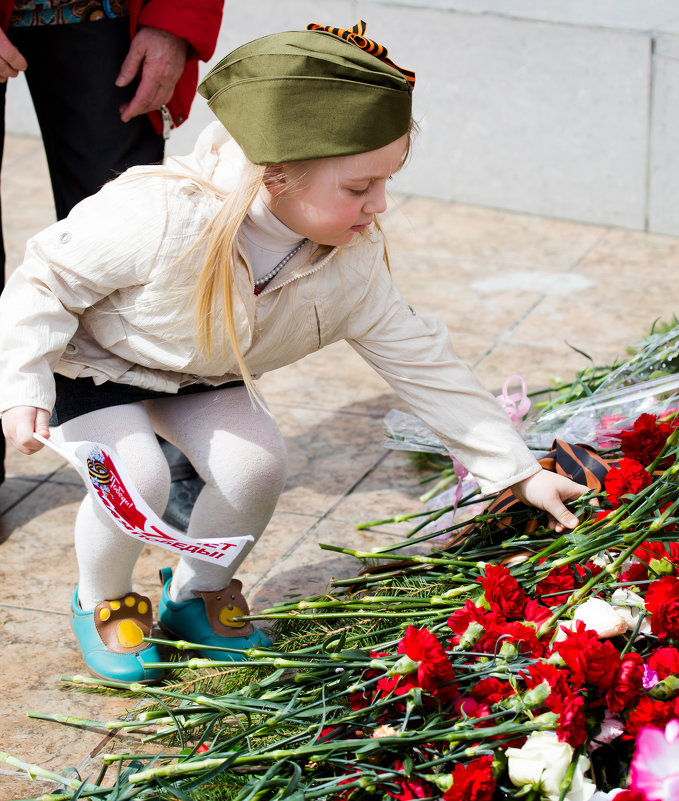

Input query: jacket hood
[165,121,248,194]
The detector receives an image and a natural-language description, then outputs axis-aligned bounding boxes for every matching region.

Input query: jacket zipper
[160,106,174,141]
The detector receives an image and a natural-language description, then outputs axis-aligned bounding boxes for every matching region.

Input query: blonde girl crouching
[0,23,586,683]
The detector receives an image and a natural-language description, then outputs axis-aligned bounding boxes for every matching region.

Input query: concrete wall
[7,0,679,234]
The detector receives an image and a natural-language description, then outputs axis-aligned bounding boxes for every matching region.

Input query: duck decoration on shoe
[70,587,165,684]
[158,567,272,660]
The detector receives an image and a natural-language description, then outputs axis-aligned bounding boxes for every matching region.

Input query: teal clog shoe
[158,567,272,660]
[70,587,166,684]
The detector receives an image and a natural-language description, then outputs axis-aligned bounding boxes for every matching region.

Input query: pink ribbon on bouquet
[495,375,531,426]
[447,454,469,517]
[439,375,531,524]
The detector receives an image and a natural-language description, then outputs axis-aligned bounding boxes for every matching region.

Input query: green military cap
[198,22,414,164]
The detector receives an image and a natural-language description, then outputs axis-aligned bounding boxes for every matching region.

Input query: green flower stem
[143,714,221,740]
[419,472,457,504]
[559,746,585,801]
[125,718,556,785]
[356,508,448,530]
[261,595,465,612]
[60,674,275,712]
[0,752,101,795]
[526,530,578,564]
[25,711,148,732]
[647,428,679,473]
[318,543,469,567]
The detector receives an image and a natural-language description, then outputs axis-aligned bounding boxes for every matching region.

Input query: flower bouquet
[6,409,679,801]
[6,326,679,801]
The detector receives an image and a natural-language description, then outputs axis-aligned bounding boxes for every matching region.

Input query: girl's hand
[511,468,588,533]
[2,405,51,454]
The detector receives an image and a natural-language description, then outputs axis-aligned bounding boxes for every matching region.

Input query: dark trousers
[0,17,165,483]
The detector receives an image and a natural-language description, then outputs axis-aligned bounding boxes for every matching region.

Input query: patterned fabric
[447,440,614,543]
[352,439,612,588]
[307,20,416,89]
[10,0,128,27]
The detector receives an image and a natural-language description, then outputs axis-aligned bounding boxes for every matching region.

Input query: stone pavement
[1,132,677,799]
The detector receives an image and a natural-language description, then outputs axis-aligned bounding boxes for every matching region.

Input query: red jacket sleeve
[136,0,224,63]
[127,0,225,132]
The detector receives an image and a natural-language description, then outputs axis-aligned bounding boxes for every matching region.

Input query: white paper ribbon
[35,433,253,567]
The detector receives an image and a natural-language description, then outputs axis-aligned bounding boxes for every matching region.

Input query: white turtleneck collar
[241,192,305,282]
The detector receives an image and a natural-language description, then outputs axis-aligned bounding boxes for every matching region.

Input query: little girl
[0,23,585,683]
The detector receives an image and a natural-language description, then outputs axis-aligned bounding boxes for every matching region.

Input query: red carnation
[635,539,679,567]
[448,600,491,635]
[606,652,644,713]
[535,564,584,607]
[550,692,588,748]
[620,561,652,586]
[454,696,489,719]
[647,646,679,679]
[385,762,435,800]
[521,662,587,747]
[522,662,571,696]
[448,600,507,647]
[471,677,514,705]
[442,755,495,801]
[376,673,415,706]
[645,575,679,640]
[535,562,603,607]
[500,621,547,658]
[553,621,621,690]
[621,540,679,585]
[604,458,653,508]
[624,695,676,739]
[621,413,674,467]
[478,564,529,620]
[397,625,458,703]
[611,791,646,801]
[522,599,552,626]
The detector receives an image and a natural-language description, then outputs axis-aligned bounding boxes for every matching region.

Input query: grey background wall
[6,0,679,235]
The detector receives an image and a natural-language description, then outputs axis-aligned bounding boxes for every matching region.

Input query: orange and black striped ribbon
[445,440,615,545]
[350,439,615,588]
[307,21,416,89]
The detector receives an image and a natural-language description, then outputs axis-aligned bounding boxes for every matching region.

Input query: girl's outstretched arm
[511,469,588,533]
[2,406,50,454]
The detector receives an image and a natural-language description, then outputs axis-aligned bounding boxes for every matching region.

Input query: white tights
[52,386,288,610]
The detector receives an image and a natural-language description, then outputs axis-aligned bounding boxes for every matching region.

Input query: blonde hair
[193,160,266,400]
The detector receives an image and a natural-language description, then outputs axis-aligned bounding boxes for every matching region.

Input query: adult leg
[8,17,164,218]
[9,19,194,518]
[0,80,5,485]
[145,386,288,602]
[51,402,171,610]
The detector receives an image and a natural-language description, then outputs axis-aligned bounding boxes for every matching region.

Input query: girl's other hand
[2,405,50,454]
[511,469,588,533]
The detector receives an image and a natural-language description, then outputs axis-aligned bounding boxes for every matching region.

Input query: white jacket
[0,123,539,493]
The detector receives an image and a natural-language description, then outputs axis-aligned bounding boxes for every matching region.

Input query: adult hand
[116,26,188,122]
[0,28,27,82]
[511,468,588,533]
[2,405,50,454]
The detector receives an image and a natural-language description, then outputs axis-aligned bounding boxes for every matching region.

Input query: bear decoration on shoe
[192,579,254,637]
